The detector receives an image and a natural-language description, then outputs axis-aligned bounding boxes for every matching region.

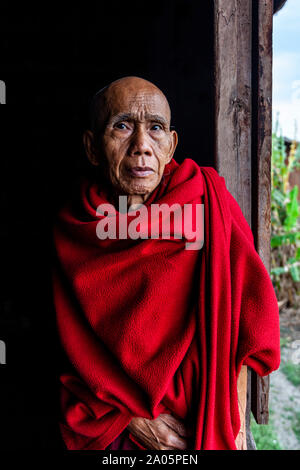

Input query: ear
[167,130,178,163]
[83,130,100,166]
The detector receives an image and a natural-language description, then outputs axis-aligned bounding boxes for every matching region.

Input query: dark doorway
[0,1,214,449]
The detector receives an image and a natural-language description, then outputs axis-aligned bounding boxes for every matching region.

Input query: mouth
[127,166,155,177]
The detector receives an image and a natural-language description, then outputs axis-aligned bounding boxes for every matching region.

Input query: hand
[127,413,193,450]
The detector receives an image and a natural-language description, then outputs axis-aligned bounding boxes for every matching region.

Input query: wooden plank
[250,0,274,425]
[214,0,252,449]
[214,0,274,429]
[214,0,252,221]
[251,373,270,424]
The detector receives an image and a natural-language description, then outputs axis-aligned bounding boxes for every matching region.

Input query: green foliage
[284,186,299,231]
[280,337,289,348]
[271,116,300,297]
[281,361,300,386]
[292,411,300,442]
[271,232,300,249]
[250,414,282,450]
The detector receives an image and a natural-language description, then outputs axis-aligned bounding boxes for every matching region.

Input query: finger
[135,417,189,450]
[159,414,192,438]
[129,418,172,451]
[164,432,189,450]
[129,428,160,451]
[129,416,191,450]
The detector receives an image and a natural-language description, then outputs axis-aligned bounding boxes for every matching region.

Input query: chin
[128,185,152,195]
[125,181,157,195]
[130,180,159,194]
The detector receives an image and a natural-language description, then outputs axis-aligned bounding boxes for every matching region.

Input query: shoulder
[176,158,223,181]
[180,159,224,181]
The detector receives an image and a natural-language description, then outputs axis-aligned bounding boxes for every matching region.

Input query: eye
[114,122,128,130]
[151,124,163,131]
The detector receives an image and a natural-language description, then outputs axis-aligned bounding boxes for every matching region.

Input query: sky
[273,0,300,140]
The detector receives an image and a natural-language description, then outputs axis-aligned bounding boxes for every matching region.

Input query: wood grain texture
[214,0,252,449]
[251,0,273,425]
[214,0,274,431]
[214,0,252,221]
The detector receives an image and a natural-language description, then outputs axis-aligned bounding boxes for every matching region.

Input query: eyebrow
[109,112,169,128]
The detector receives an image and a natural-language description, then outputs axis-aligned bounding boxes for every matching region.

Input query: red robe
[52,158,280,450]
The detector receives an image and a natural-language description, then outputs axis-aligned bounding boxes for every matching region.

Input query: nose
[128,127,153,157]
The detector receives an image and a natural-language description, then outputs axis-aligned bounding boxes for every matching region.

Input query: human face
[89,84,177,198]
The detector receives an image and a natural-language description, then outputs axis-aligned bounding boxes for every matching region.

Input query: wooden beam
[250,0,274,425]
[214,0,252,449]
[214,0,274,431]
[214,0,252,220]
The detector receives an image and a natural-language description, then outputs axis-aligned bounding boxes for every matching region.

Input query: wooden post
[214,0,252,217]
[214,0,252,449]
[250,0,274,425]
[214,0,275,439]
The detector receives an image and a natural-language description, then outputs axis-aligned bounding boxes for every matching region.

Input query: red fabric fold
[52,158,280,450]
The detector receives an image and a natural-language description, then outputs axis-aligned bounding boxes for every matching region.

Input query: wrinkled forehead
[104,85,171,123]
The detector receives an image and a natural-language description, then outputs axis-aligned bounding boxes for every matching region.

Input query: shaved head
[84,75,178,208]
[90,76,171,135]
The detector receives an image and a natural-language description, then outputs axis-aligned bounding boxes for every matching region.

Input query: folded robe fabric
[52,158,280,450]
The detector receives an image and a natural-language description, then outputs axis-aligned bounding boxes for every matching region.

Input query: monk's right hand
[126,413,192,450]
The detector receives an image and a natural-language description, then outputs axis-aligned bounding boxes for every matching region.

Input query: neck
[107,189,151,213]
[126,194,150,211]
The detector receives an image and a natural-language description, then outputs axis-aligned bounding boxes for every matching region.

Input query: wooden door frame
[214,0,274,449]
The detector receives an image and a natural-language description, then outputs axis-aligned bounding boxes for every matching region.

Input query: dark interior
[0,1,214,448]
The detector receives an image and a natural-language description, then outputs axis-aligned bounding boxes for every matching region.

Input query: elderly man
[52,76,280,450]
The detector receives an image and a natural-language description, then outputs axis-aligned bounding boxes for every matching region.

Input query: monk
[52,76,280,450]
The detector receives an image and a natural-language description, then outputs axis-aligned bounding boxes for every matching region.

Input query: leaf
[271,232,300,248]
[272,189,286,208]
[271,266,288,276]
[284,185,299,231]
[290,265,300,282]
